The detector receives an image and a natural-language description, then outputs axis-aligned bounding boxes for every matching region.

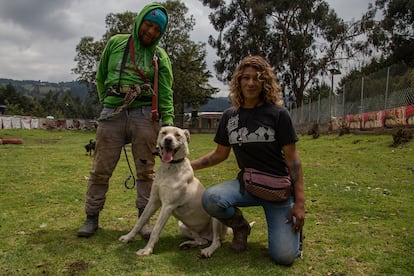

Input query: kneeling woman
[191,55,305,266]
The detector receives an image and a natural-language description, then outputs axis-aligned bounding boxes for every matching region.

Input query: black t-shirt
[214,103,298,176]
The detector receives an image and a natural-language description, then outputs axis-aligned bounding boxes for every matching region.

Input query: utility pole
[329,68,341,119]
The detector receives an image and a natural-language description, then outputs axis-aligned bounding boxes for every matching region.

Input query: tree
[0,81,95,119]
[305,82,330,103]
[367,0,414,66]
[72,0,217,117]
[162,0,218,114]
[72,36,105,117]
[199,0,368,107]
[336,0,414,101]
[0,84,35,115]
[72,12,136,92]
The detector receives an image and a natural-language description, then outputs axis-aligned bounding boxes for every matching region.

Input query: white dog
[119,126,228,258]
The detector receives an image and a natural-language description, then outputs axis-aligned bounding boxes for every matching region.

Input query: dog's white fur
[119,126,228,258]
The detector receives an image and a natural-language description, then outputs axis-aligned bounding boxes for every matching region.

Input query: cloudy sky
[0,0,374,96]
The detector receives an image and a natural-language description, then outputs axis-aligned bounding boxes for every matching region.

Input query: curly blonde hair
[229,55,283,110]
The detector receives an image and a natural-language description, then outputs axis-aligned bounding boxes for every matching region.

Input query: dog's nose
[164,137,172,146]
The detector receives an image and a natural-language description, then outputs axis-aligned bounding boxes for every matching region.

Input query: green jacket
[96,3,174,125]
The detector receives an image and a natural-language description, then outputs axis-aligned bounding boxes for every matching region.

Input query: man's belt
[100,84,156,120]
[108,85,134,95]
[106,84,155,101]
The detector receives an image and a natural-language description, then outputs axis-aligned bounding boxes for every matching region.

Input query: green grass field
[1,128,413,275]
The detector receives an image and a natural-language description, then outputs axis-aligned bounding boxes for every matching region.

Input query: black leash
[123,145,136,189]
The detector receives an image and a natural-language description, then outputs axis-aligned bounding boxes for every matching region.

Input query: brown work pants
[84,106,160,215]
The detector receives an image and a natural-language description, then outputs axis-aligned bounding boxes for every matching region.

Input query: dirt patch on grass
[66,260,89,275]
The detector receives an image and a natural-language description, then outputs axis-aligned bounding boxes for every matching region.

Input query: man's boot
[138,208,152,241]
[77,214,99,238]
[218,207,251,252]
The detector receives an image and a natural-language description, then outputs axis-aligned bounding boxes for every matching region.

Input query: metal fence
[289,64,414,128]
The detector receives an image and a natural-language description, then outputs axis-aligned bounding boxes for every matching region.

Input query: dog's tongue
[162,148,174,163]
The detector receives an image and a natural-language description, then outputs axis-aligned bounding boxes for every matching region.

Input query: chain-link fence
[289,63,414,129]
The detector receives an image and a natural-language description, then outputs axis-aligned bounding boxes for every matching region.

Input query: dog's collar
[152,151,185,164]
[168,158,185,164]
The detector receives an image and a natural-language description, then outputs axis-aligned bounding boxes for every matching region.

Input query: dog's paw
[119,234,134,243]
[199,248,214,258]
[136,247,153,256]
[198,241,221,258]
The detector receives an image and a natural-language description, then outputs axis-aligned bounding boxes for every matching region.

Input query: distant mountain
[196,97,230,112]
[0,78,230,112]
[0,78,89,103]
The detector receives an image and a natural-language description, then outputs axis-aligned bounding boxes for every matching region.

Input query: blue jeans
[202,179,300,265]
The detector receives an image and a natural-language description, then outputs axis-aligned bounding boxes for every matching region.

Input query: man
[77,3,174,239]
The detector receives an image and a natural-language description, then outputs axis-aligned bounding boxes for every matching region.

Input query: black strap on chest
[117,35,132,88]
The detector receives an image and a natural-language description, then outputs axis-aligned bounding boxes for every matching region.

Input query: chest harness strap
[113,35,159,121]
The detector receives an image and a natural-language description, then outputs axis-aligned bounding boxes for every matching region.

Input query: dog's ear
[183,129,190,144]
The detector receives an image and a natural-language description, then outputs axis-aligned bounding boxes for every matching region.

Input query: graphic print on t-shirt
[227,113,275,146]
